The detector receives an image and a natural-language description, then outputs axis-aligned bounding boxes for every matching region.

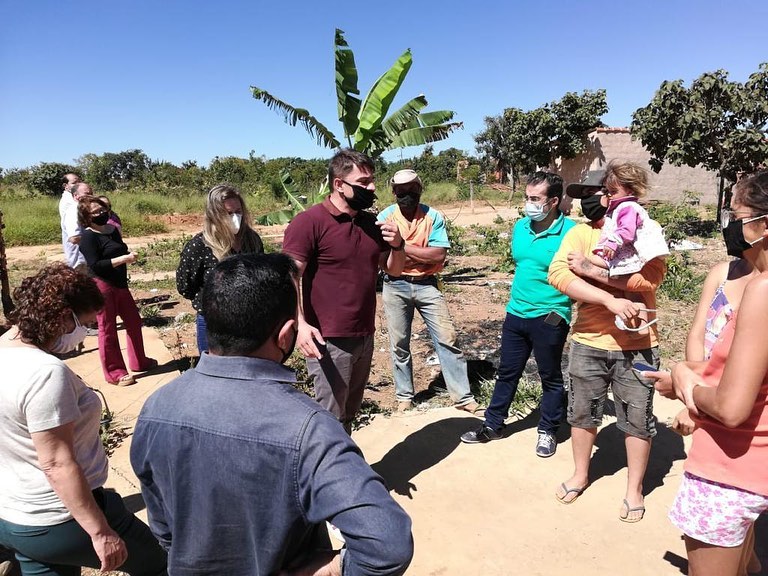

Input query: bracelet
[392,239,405,251]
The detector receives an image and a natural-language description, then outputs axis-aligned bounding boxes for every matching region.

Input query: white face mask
[614,309,658,332]
[524,200,551,222]
[230,213,242,233]
[50,312,88,354]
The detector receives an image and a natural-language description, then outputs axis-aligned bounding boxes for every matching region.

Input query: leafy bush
[29,162,79,196]
[444,220,466,255]
[647,196,714,244]
[473,374,541,418]
[135,235,190,273]
[130,198,166,215]
[660,253,705,303]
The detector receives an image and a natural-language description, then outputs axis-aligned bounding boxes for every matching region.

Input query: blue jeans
[196,313,208,354]
[381,278,474,405]
[0,488,167,576]
[484,312,570,434]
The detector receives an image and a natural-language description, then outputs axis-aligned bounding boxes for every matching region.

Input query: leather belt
[385,274,436,284]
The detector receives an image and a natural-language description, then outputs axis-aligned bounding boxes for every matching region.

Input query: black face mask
[396,192,420,212]
[341,180,375,211]
[580,194,607,222]
[722,220,757,258]
[91,213,110,226]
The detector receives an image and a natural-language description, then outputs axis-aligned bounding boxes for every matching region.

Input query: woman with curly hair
[0,263,167,576]
[176,183,264,353]
[78,195,156,386]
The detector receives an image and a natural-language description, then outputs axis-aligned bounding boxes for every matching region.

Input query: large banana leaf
[380,95,429,140]
[251,87,341,149]
[334,29,361,140]
[280,170,305,213]
[418,110,457,126]
[353,49,412,151]
[389,120,464,149]
[255,208,296,226]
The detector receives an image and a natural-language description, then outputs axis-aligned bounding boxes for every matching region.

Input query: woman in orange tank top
[669,171,768,576]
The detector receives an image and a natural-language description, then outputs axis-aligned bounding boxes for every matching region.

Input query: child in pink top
[588,162,669,334]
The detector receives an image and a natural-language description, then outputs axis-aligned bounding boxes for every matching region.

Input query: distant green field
[0,182,510,246]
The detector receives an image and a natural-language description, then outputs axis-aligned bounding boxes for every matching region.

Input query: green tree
[631,63,768,219]
[78,149,152,190]
[29,162,80,196]
[475,90,607,186]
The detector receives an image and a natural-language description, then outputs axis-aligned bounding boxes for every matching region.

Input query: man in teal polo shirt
[461,171,574,457]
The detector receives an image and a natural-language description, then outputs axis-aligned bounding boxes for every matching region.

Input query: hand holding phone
[632,362,657,373]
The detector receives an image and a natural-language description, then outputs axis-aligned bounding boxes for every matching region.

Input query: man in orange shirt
[548,173,666,523]
[378,169,479,414]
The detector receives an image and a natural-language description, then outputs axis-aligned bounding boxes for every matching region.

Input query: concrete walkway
[64,328,766,576]
[64,326,178,523]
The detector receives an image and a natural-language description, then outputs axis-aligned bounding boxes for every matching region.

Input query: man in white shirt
[59,175,87,270]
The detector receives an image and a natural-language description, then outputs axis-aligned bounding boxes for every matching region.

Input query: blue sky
[1,0,765,170]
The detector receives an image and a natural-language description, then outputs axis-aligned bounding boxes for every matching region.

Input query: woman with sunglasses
[0,264,166,575]
[78,195,156,386]
[662,172,768,575]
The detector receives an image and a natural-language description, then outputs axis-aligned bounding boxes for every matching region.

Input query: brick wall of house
[555,128,720,204]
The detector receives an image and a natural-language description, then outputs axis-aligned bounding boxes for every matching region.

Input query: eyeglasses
[721,210,768,230]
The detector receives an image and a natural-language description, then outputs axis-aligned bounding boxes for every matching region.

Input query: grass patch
[660,253,705,303]
[473,374,541,418]
[135,235,190,273]
[1,192,203,246]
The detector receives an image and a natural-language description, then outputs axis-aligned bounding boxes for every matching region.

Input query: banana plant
[251,29,462,222]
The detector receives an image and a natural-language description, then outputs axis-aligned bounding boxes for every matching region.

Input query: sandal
[455,402,484,416]
[555,482,587,505]
[619,498,646,523]
[109,374,136,387]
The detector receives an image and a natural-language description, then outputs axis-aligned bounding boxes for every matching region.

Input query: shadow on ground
[371,417,478,499]
[586,420,686,496]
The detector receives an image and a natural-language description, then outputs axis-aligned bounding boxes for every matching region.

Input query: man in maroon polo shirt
[282,149,405,432]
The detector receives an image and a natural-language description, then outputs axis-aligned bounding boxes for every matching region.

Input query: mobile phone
[543,311,563,326]
[632,362,656,373]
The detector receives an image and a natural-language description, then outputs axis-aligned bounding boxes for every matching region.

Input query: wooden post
[0,210,14,319]
[470,181,475,214]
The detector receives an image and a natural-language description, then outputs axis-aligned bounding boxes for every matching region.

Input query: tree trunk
[0,210,15,319]
[716,175,724,225]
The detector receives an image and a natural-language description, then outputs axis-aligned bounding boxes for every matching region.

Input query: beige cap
[391,169,422,187]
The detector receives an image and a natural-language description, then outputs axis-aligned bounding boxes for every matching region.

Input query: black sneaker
[460,425,502,444]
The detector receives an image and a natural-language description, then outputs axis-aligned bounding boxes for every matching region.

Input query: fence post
[0,210,14,319]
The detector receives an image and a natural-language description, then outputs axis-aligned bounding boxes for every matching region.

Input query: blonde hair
[203,184,261,261]
[604,161,649,199]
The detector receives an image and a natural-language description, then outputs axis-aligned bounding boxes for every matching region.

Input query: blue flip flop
[555,482,587,504]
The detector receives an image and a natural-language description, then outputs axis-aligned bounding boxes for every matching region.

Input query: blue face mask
[524,200,551,222]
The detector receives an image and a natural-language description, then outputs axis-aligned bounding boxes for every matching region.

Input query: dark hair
[526,171,564,200]
[733,171,768,215]
[328,149,375,185]
[77,195,109,228]
[9,263,104,348]
[202,253,297,356]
